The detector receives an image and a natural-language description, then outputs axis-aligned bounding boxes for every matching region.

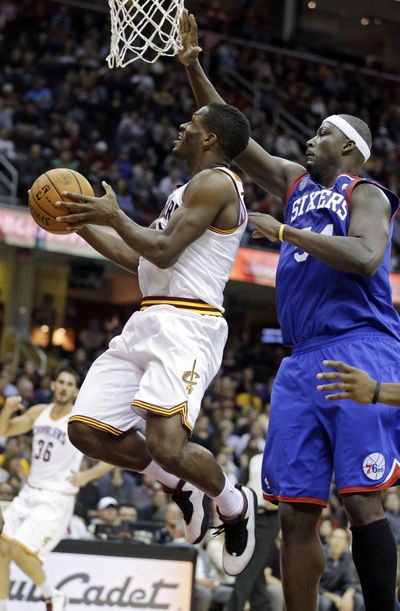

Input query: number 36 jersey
[277,173,400,347]
[28,404,83,495]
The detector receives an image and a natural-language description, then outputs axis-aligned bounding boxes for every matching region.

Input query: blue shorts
[262,331,400,506]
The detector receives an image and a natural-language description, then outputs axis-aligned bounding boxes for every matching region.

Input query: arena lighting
[307,1,317,8]
[360,16,370,25]
[40,325,49,333]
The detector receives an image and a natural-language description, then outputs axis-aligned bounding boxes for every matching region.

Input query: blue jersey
[276,173,400,346]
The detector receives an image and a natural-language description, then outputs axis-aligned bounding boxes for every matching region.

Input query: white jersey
[138,167,247,312]
[28,404,83,495]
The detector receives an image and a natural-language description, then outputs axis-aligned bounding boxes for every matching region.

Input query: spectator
[318,529,363,611]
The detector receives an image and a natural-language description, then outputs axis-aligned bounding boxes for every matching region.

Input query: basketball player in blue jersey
[53,103,257,576]
[178,10,400,611]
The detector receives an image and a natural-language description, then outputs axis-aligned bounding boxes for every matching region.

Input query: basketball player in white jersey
[0,368,113,611]
[54,102,257,576]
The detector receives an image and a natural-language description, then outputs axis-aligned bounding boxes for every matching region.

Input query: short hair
[338,114,372,148]
[52,366,79,386]
[202,103,250,160]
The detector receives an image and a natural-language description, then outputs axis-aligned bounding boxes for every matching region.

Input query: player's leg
[279,502,325,611]
[145,410,256,576]
[67,333,191,528]
[327,335,400,611]
[5,490,74,610]
[342,492,396,611]
[0,537,11,611]
[261,352,333,610]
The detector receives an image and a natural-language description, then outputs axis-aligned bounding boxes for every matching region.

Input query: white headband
[324,115,371,162]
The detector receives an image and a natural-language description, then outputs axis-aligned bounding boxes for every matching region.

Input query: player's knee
[0,537,11,560]
[68,421,103,458]
[145,433,182,470]
[279,502,322,540]
[342,491,384,526]
[8,540,24,562]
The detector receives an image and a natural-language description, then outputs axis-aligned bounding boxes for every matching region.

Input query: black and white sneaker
[214,485,257,576]
[171,480,211,544]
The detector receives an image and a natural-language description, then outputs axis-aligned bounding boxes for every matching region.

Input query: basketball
[28,168,94,234]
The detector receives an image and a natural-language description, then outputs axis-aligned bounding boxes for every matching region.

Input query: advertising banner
[3,205,400,303]
[9,542,195,610]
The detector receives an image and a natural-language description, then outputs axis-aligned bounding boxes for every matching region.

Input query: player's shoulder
[28,403,49,422]
[187,167,238,196]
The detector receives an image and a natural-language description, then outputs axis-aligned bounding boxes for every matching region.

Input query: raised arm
[0,397,47,436]
[179,10,305,199]
[56,172,237,268]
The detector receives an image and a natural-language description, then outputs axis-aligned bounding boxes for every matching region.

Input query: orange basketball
[29,168,94,234]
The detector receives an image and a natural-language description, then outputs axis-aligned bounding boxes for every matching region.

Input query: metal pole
[283,0,297,42]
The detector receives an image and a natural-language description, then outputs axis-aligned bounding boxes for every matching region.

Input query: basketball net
[107,0,185,68]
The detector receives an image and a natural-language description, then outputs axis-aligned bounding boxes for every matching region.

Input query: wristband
[372,381,381,404]
[278,224,286,242]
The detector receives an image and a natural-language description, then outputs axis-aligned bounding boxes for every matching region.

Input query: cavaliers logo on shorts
[182,359,200,395]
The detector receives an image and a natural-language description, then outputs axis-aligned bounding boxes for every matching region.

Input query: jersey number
[33,440,54,462]
[294,224,334,263]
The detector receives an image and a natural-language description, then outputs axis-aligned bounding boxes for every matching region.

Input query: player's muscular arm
[57,172,236,267]
[77,222,157,274]
[179,11,305,199]
[112,170,236,268]
[283,183,390,274]
[0,398,46,436]
[251,184,391,275]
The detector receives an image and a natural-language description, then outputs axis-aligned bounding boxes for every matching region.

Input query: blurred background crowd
[2,0,400,609]
[1,0,400,265]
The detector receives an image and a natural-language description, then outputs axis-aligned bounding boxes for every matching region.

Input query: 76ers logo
[362,453,385,481]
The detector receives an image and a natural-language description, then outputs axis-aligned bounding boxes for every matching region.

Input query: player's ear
[343,140,356,154]
[203,132,217,149]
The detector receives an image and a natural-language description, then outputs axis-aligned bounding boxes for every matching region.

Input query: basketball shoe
[170,480,211,544]
[213,485,257,576]
[44,592,68,611]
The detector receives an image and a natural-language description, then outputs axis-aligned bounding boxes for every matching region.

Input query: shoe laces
[210,514,248,556]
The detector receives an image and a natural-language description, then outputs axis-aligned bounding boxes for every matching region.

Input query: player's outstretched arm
[55,172,235,268]
[77,226,141,274]
[178,10,305,199]
[0,397,47,436]
[69,461,114,488]
[316,360,400,406]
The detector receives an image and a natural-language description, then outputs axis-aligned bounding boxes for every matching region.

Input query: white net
[107,0,185,68]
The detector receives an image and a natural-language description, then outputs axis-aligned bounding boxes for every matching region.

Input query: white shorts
[2,484,75,559]
[70,304,228,434]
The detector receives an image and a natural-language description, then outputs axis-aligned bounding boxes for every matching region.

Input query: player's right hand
[178,9,202,66]
[4,396,24,414]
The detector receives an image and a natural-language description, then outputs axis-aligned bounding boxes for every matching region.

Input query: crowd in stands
[1,309,400,609]
[1,1,400,268]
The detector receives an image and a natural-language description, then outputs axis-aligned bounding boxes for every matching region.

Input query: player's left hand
[55,182,120,230]
[248,212,282,241]
[316,360,376,403]
[69,471,90,488]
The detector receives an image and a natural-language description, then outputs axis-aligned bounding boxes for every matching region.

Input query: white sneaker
[214,485,257,576]
[171,479,211,544]
[44,592,68,611]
